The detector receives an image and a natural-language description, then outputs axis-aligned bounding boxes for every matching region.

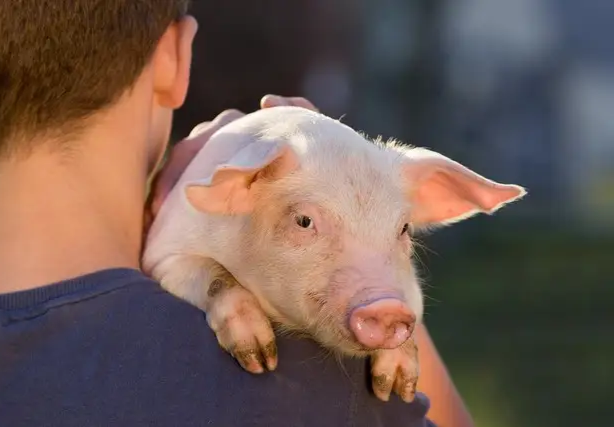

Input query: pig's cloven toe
[234,348,265,374]
[263,340,278,371]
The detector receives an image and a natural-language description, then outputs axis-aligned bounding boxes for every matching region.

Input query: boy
[0,2,471,426]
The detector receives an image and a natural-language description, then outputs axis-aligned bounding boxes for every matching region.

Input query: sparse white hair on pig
[142,106,525,403]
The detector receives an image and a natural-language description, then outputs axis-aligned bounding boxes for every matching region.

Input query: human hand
[143,95,318,232]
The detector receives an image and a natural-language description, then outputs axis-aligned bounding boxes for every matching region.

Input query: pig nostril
[361,317,406,339]
[348,299,415,350]
[393,322,410,341]
[350,315,411,350]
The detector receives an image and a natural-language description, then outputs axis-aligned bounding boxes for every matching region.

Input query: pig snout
[348,299,416,350]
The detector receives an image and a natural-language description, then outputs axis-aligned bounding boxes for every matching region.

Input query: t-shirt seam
[0,276,160,325]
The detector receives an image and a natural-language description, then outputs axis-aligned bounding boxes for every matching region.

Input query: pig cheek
[297,249,344,326]
[392,235,415,280]
[406,277,424,324]
[398,237,422,320]
[396,262,424,325]
[305,290,327,314]
[304,287,356,352]
[261,241,334,326]
[284,225,318,248]
[399,234,413,256]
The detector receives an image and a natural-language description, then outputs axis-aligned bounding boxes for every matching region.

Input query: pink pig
[142,106,525,403]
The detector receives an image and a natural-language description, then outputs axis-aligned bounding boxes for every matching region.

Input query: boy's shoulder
[0,269,217,426]
[0,267,206,341]
[0,268,434,427]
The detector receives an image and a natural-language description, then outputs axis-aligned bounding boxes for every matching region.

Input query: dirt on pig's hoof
[232,340,278,374]
[370,338,419,403]
[206,285,278,374]
[372,373,394,401]
[234,348,266,374]
[371,367,418,403]
[262,341,278,369]
[394,377,417,403]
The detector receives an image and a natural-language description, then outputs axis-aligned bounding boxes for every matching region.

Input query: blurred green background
[173,1,614,426]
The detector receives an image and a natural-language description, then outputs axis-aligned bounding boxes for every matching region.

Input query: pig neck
[0,121,150,294]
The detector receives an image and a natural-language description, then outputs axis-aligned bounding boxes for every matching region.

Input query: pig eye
[400,223,410,236]
[295,215,314,229]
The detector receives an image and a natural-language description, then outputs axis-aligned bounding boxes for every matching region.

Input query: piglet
[142,106,525,403]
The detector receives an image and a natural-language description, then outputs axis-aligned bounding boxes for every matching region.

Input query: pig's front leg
[154,255,278,374]
[370,338,419,403]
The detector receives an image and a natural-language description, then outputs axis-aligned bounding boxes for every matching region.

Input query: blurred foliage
[420,223,613,427]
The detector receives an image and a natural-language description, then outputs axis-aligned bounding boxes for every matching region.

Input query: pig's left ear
[401,148,526,228]
[184,140,298,214]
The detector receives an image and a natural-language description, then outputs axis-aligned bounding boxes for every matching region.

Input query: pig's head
[184,113,526,356]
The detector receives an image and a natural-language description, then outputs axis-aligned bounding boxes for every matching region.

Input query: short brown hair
[0,0,190,157]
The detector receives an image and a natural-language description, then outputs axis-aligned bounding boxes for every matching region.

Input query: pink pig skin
[142,106,526,403]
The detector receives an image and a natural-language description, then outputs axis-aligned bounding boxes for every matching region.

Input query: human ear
[152,15,198,109]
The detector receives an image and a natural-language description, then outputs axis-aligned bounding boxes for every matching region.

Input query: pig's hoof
[206,287,278,374]
[370,339,419,403]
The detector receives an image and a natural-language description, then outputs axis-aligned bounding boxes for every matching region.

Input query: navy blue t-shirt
[0,268,434,427]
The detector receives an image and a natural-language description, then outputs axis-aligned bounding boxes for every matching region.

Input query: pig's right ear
[184,140,298,214]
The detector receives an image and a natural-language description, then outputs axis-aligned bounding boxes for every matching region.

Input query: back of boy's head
[0,0,190,158]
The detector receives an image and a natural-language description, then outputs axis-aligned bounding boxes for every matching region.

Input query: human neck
[0,111,153,294]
